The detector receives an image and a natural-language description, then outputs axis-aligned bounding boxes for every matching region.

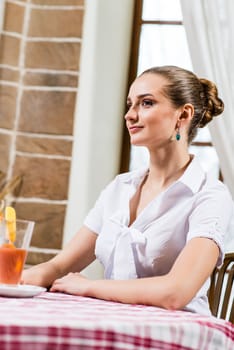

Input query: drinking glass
[0,220,34,285]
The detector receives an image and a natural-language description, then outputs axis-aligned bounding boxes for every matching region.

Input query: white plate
[0,284,46,298]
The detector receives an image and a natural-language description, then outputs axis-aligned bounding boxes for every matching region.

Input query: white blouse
[84,157,233,315]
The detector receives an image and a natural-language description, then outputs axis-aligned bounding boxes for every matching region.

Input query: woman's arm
[22,225,97,288]
[50,237,219,310]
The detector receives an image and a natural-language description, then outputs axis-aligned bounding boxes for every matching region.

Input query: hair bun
[199,78,224,127]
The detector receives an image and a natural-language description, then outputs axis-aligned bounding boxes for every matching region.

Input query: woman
[22,66,233,316]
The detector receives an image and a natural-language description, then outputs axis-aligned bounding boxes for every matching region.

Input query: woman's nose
[124,106,138,121]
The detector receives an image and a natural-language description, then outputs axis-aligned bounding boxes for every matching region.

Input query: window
[120,0,220,180]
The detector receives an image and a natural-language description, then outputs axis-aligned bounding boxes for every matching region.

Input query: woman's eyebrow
[137,93,154,98]
[127,93,154,101]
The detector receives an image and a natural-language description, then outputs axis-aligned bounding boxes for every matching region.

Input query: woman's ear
[179,104,194,123]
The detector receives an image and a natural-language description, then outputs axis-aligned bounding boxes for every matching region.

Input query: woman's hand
[21,260,63,288]
[21,226,97,289]
[50,272,92,296]
[21,264,49,287]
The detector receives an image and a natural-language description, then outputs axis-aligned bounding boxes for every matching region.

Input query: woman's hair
[140,66,224,143]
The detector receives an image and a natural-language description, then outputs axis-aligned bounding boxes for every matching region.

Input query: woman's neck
[146,149,192,190]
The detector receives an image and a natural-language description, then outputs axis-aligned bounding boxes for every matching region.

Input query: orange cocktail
[0,217,34,285]
[0,244,27,284]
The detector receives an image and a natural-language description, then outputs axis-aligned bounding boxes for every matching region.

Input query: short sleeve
[83,178,117,235]
[187,184,233,267]
[84,191,107,235]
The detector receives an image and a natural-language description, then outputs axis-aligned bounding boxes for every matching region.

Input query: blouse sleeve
[187,183,233,266]
[83,178,117,235]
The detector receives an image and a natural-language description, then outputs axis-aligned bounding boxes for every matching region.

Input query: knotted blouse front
[84,157,233,315]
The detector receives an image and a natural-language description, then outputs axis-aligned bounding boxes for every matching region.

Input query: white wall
[63,0,134,276]
[0,0,5,33]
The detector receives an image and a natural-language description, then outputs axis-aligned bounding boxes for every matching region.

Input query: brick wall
[0,0,85,264]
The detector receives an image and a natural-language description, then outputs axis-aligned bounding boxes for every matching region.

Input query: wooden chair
[208,252,234,323]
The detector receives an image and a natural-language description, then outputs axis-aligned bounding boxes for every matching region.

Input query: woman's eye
[142,99,154,107]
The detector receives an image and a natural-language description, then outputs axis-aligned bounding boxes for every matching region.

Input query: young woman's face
[125,73,181,149]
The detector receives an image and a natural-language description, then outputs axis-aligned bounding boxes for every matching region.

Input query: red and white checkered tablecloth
[0,291,233,350]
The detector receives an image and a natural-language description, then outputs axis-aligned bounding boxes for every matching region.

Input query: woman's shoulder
[195,175,233,217]
[189,156,232,201]
[203,174,232,198]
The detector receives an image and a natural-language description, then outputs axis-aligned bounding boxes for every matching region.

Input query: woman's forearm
[87,275,184,310]
[23,226,97,288]
[22,260,63,288]
[50,272,180,309]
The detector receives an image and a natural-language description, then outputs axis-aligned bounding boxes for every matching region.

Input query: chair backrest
[208,252,234,323]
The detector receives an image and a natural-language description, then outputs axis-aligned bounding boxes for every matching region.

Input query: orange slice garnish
[1,242,15,248]
[5,206,16,244]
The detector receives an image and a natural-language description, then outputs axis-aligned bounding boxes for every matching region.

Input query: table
[0,291,233,350]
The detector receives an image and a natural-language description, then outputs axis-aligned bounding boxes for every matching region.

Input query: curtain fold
[180,0,234,198]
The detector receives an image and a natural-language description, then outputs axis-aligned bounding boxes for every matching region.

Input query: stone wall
[0,0,85,264]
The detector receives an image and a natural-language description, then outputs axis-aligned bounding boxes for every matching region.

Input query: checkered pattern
[0,292,233,349]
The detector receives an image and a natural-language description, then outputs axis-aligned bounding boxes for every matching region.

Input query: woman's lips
[128,126,143,134]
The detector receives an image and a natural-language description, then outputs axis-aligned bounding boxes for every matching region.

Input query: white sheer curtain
[180,0,234,198]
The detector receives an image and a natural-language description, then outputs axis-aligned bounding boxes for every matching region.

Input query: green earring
[176,128,180,141]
